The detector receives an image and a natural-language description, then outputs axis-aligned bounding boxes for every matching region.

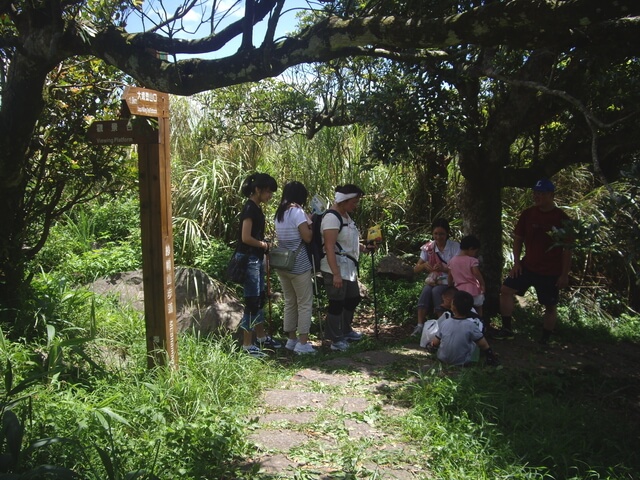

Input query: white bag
[419,319,440,348]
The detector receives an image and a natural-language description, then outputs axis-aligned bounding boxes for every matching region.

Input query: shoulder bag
[226,250,249,283]
[269,243,303,271]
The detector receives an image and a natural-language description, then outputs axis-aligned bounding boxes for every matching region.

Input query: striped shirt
[275,206,312,274]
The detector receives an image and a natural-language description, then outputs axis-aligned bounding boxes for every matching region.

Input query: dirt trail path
[243,346,431,479]
[240,321,640,479]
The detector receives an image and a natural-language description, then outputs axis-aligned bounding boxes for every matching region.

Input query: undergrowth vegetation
[3,247,639,479]
[401,363,640,479]
[1,322,278,479]
[2,117,639,478]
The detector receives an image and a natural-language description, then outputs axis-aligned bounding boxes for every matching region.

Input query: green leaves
[547,218,602,252]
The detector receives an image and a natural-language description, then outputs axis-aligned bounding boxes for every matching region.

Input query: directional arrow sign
[86,119,158,145]
[123,86,169,118]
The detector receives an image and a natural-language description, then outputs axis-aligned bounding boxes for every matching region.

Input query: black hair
[275,181,309,222]
[460,234,481,250]
[452,291,474,317]
[335,184,365,197]
[241,173,278,197]
[442,286,458,298]
[431,218,451,236]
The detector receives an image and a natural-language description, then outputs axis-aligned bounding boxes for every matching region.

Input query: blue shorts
[502,266,560,306]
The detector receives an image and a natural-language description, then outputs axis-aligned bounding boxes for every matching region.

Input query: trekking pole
[311,260,324,339]
[370,247,379,339]
[366,225,382,339]
[265,250,273,336]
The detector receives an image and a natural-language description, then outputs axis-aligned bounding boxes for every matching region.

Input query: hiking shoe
[285,338,298,351]
[330,340,349,351]
[257,336,282,349]
[294,342,317,355]
[344,330,363,342]
[243,345,267,358]
[412,324,424,336]
[492,328,514,340]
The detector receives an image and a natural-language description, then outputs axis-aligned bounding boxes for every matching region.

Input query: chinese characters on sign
[86,119,157,145]
[123,86,169,118]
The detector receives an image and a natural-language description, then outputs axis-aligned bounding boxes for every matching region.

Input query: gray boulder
[374,254,415,280]
[89,267,243,335]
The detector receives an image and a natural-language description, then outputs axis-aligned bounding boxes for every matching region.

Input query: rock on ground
[88,267,243,335]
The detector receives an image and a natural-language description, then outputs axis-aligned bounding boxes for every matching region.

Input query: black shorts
[502,266,560,306]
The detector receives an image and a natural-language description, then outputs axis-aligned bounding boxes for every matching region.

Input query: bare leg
[543,304,558,331]
[243,330,253,347]
[254,323,266,339]
[500,285,517,317]
[499,285,517,333]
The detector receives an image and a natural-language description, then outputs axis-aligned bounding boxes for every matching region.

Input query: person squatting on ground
[448,234,486,319]
[274,181,316,355]
[412,218,460,335]
[235,173,282,357]
[432,291,499,366]
[419,286,457,349]
[420,286,484,350]
[321,184,375,351]
[498,179,572,344]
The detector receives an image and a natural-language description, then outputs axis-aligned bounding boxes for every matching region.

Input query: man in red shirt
[497,179,572,344]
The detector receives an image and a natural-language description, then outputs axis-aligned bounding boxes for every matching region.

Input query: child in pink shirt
[448,235,486,318]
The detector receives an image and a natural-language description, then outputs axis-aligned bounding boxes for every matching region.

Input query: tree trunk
[0,54,51,324]
[458,150,505,319]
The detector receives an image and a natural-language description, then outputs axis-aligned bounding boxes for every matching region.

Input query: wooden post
[87,87,178,369]
[136,93,177,369]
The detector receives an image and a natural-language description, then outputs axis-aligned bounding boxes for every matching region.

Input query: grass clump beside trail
[0,320,284,479]
[398,356,639,480]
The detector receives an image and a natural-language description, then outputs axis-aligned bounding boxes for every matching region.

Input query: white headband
[335,192,359,203]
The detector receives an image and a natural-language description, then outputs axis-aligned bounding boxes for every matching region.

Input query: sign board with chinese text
[123,86,169,118]
[86,119,158,145]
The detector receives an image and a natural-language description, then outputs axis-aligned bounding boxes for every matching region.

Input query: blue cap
[533,179,555,192]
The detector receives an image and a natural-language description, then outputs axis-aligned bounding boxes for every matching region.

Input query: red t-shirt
[515,206,569,276]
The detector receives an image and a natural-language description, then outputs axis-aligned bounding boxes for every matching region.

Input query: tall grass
[170,95,419,255]
[1,300,279,478]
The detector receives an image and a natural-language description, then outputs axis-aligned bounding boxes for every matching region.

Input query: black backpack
[307,209,346,271]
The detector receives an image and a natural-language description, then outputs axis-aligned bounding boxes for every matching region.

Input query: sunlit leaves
[21,57,136,260]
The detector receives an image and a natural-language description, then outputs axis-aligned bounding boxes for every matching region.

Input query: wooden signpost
[87,87,178,369]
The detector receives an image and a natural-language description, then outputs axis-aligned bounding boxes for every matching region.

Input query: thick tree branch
[490,72,640,190]
[75,0,640,95]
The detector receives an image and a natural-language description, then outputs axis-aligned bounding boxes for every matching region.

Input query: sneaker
[492,328,514,340]
[285,338,298,351]
[243,345,267,358]
[344,330,363,342]
[330,340,349,351]
[412,324,424,336]
[257,336,282,349]
[294,342,317,355]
